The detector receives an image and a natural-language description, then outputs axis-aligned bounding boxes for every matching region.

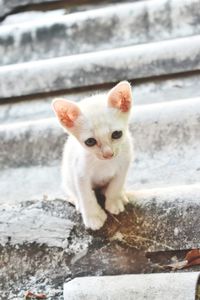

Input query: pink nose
[103,152,114,159]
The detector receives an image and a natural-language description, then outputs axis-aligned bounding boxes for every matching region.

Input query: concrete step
[1,184,200,299]
[1,0,200,65]
[0,98,199,203]
[0,0,60,19]
[1,1,142,26]
[1,2,138,28]
[1,184,200,250]
[64,273,200,300]
[0,0,137,20]
[1,35,200,99]
[1,72,200,124]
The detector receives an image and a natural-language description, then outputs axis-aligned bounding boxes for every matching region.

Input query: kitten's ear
[108,81,132,112]
[52,98,81,128]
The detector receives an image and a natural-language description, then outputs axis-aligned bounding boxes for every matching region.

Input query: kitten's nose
[103,153,113,159]
[102,149,114,159]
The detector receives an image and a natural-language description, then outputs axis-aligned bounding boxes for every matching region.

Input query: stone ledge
[1,35,200,98]
[1,184,200,251]
[0,0,139,19]
[2,72,200,124]
[1,185,200,298]
[64,273,200,300]
[1,0,200,65]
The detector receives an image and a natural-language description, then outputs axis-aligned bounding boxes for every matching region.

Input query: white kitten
[52,81,133,230]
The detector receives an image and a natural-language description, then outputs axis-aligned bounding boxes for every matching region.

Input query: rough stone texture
[1,184,200,251]
[0,118,63,168]
[64,273,200,300]
[0,201,75,248]
[1,0,200,65]
[2,72,200,124]
[0,244,71,299]
[0,0,72,19]
[1,186,200,298]
[1,35,200,98]
[0,0,136,19]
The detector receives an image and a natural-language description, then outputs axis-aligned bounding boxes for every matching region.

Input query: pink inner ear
[52,98,81,128]
[108,81,132,112]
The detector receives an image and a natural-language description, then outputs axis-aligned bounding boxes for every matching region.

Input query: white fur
[53,81,132,230]
[54,82,133,230]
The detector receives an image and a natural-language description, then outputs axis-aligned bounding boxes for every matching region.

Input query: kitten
[52,81,133,230]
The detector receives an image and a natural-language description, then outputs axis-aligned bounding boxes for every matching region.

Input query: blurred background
[1,0,200,112]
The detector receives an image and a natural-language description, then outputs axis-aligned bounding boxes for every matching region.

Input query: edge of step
[63,272,200,300]
[1,183,200,251]
[2,72,200,123]
[1,0,200,65]
[1,35,200,98]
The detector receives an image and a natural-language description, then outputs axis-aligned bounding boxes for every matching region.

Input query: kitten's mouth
[98,154,115,160]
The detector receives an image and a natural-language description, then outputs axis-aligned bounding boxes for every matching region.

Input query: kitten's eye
[85,138,97,147]
[112,130,123,139]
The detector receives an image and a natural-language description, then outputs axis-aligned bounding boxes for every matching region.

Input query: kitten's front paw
[83,209,107,231]
[105,193,128,215]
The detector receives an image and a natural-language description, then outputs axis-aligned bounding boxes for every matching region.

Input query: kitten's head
[52,81,132,160]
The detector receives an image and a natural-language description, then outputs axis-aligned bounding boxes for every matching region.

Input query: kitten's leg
[76,178,107,230]
[105,162,129,215]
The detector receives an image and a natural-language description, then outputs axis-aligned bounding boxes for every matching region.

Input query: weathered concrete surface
[1,185,200,298]
[0,0,83,18]
[0,242,152,300]
[0,165,64,203]
[1,35,200,98]
[1,97,199,169]
[1,246,200,300]
[1,0,200,65]
[0,0,66,19]
[2,72,200,124]
[64,273,200,300]
[0,0,136,19]
[0,117,63,168]
[1,184,200,251]
[0,243,71,300]
[0,200,75,248]
[64,272,200,300]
